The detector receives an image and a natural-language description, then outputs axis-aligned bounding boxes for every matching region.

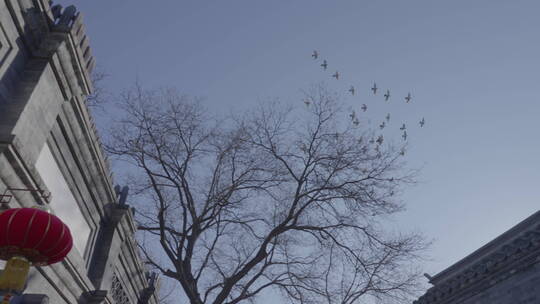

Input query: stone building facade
[0,1,158,303]
[415,211,540,304]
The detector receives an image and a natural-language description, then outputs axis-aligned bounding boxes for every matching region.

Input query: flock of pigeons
[309,50,426,155]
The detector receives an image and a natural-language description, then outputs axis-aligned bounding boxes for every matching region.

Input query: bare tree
[106,84,427,304]
[86,67,110,108]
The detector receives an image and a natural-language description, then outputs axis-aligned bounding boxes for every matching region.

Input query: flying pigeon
[321,60,328,70]
[384,90,390,101]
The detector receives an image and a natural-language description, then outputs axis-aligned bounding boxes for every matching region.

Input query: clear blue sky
[57,0,540,299]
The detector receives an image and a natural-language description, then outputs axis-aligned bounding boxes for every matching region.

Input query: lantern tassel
[0,256,30,293]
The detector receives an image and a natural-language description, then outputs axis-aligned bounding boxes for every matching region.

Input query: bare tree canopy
[106,84,427,304]
[86,67,110,108]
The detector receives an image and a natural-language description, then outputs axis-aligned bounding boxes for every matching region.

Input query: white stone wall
[35,144,92,257]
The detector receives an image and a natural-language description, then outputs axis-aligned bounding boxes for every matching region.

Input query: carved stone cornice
[14,2,95,95]
[414,222,540,304]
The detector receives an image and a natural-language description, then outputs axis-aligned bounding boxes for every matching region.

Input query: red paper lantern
[0,208,73,265]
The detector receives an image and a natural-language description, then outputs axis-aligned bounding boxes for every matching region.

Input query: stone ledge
[415,224,540,304]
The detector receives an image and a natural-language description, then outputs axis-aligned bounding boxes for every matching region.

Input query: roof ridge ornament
[50,4,77,32]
